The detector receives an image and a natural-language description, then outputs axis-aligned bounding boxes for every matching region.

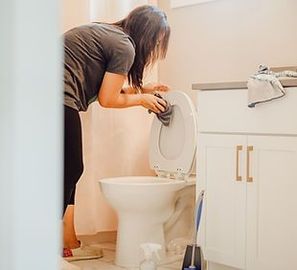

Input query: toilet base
[99,176,187,268]
[115,216,167,267]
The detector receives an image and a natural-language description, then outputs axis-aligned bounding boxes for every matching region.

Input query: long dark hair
[113,5,170,90]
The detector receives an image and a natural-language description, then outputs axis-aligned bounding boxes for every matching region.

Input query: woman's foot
[63,205,80,249]
[63,246,103,262]
[63,239,81,249]
[62,205,104,262]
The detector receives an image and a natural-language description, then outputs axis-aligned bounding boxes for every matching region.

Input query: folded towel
[148,93,173,126]
[247,65,297,108]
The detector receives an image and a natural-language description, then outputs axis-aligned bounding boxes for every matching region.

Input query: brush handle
[190,244,196,267]
[194,191,204,241]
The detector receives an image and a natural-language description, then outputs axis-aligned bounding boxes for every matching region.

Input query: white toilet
[99,91,197,268]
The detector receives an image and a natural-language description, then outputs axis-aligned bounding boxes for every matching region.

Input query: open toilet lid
[149,91,197,178]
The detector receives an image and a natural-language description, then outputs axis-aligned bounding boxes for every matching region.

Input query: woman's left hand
[142,82,170,94]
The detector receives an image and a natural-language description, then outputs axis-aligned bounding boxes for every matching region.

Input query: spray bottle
[140,243,162,270]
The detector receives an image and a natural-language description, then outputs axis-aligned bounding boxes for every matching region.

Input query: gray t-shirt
[63,23,135,111]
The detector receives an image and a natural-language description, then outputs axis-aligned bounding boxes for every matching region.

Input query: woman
[63,5,170,260]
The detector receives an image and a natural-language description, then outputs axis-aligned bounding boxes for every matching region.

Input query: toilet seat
[149,91,197,179]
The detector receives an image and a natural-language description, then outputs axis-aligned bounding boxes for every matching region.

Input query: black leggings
[64,105,84,214]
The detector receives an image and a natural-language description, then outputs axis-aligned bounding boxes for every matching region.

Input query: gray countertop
[192,66,297,91]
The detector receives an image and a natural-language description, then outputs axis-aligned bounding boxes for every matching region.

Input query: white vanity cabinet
[245,135,297,270]
[198,133,247,269]
[196,87,297,270]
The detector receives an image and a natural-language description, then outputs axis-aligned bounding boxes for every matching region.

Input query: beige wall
[62,0,90,32]
[90,0,157,21]
[158,0,297,101]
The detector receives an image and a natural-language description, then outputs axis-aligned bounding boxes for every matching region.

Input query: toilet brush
[189,243,196,269]
[181,190,205,270]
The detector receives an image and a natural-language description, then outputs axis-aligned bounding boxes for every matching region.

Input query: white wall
[158,0,297,101]
[0,0,62,269]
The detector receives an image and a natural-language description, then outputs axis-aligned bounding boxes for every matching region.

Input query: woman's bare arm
[98,72,166,113]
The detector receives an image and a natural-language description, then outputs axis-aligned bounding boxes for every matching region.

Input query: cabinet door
[246,136,297,270]
[198,134,246,269]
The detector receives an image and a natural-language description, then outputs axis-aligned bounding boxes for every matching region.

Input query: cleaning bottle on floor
[140,243,162,270]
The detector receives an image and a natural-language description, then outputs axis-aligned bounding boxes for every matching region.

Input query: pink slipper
[63,246,103,262]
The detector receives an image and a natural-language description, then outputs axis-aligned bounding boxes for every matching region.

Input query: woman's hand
[141,82,170,94]
[140,93,167,114]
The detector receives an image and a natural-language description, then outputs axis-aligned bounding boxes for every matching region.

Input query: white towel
[247,65,297,108]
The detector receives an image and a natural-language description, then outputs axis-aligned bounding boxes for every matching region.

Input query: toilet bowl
[99,91,197,268]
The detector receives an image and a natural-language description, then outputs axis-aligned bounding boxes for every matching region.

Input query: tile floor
[70,242,182,270]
